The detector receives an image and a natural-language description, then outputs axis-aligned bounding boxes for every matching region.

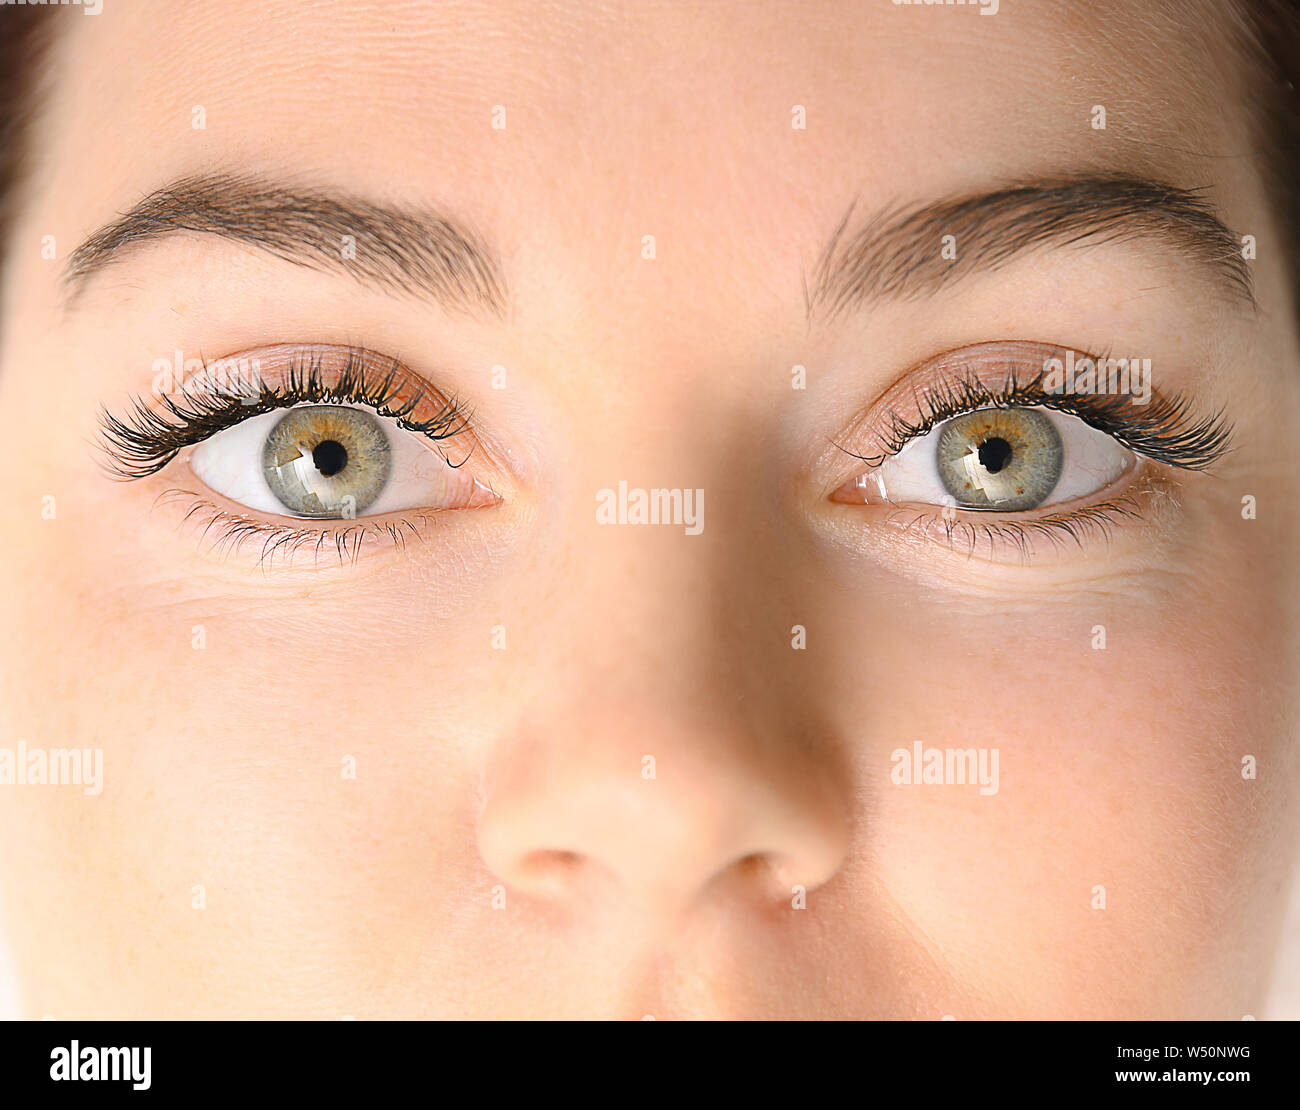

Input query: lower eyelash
[160,489,431,569]
[879,496,1143,561]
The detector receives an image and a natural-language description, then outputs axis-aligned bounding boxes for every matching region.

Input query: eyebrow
[63,173,506,316]
[807,174,1254,321]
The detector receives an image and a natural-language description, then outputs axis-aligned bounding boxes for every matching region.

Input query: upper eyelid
[830,342,1233,476]
[881,379,1130,456]
[98,344,474,480]
[890,382,1231,472]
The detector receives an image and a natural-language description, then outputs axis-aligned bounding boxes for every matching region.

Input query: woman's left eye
[190,402,497,518]
[834,406,1133,510]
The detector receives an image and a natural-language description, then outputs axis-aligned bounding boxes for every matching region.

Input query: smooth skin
[0,0,1297,1018]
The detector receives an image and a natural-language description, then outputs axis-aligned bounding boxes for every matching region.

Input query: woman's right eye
[190,401,498,519]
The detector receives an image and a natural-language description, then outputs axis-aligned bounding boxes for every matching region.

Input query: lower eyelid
[875,499,1140,562]
[823,459,1185,570]
[153,487,457,569]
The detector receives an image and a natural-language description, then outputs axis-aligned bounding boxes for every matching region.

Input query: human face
[0,0,1296,1018]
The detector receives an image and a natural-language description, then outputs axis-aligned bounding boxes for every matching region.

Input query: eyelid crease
[98,344,475,481]
[833,342,1233,475]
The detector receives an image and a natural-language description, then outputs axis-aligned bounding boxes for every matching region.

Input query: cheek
[826,562,1293,1018]
[0,511,509,1015]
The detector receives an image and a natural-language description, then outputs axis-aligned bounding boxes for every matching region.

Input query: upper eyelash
[856,362,1233,472]
[99,346,471,480]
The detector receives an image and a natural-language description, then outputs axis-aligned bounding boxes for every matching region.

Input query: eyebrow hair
[63,173,506,316]
[807,174,1254,321]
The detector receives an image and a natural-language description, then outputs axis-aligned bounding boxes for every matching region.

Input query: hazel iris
[261,405,393,517]
[935,407,1063,510]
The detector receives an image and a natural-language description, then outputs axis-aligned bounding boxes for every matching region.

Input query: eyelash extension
[99,346,471,480]
[855,361,1233,472]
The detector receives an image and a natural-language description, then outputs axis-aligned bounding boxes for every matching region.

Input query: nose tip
[477,746,850,914]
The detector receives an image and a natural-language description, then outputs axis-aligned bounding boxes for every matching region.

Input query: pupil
[978,437,1012,474]
[312,439,348,477]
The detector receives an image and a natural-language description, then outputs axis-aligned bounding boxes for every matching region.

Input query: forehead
[37,0,1250,326]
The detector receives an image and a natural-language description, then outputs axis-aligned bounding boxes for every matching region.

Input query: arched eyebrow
[807,174,1255,322]
[62,172,507,318]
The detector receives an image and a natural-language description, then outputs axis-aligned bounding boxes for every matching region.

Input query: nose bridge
[543,365,789,693]
[532,482,774,738]
[572,521,718,700]
[537,419,722,699]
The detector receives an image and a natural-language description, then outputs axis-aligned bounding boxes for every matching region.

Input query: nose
[477,692,850,916]
[475,380,852,918]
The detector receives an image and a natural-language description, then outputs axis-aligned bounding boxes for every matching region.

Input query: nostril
[513,849,586,892]
[734,852,771,881]
[523,848,582,873]
[729,851,802,898]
